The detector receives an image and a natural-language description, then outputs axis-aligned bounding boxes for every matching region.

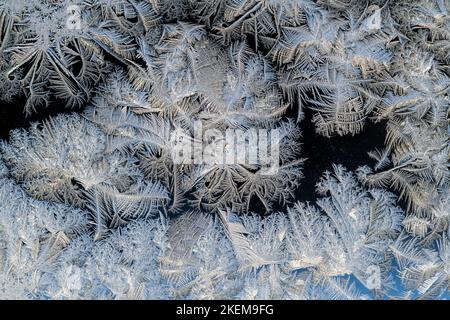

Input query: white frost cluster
[0,164,408,299]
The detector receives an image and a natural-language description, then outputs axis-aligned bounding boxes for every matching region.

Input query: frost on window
[0,165,406,299]
[0,113,139,207]
[0,0,449,300]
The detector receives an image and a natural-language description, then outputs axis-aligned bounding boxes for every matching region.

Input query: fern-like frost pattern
[0,0,448,300]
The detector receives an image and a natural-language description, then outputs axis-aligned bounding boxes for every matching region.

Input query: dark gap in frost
[0,96,82,139]
[296,108,387,203]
